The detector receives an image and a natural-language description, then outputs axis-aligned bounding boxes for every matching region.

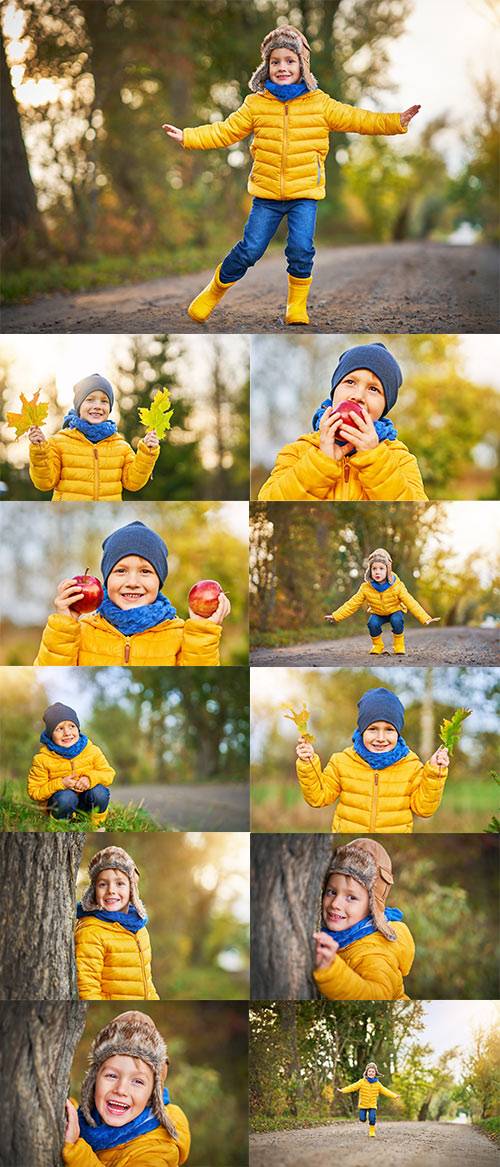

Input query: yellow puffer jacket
[314,921,415,1000]
[29,430,159,501]
[340,1078,398,1108]
[28,740,115,805]
[258,432,427,501]
[183,89,406,200]
[34,612,222,666]
[296,747,448,832]
[63,1102,190,1167]
[330,575,432,624]
[75,916,159,1000]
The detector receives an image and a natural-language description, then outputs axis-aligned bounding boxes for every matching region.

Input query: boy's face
[95,1055,154,1126]
[332,369,386,422]
[107,556,160,609]
[362,721,398,752]
[79,391,111,424]
[370,562,388,582]
[52,720,79,747]
[322,873,370,931]
[95,868,131,913]
[366,1064,377,1077]
[268,48,301,84]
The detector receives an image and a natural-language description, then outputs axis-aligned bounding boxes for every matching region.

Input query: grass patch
[251,625,342,649]
[251,1111,350,1133]
[475,1118,500,1144]
[0,780,159,832]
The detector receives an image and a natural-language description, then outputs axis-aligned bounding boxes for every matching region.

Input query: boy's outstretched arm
[165,97,254,152]
[323,94,420,136]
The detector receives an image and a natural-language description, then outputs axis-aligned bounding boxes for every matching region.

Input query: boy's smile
[269,48,301,84]
[322,874,370,931]
[52,720,79,747]
[363,721,398,752]
[95,869,131,913]
[332,369,386,422]
[370,562,388,582]
[79,391,111,424]
[95,1055,155,1126]
[107,556,160,609]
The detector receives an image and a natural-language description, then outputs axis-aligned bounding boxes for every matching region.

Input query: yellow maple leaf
[282,703,315,742]
[6,391,49,438]
[138,387,174,440]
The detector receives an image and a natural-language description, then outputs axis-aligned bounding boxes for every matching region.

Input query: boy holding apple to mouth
[28,373,159,502]
[258,343,428,501]
[27,702,114,824]
[34,520,230,666]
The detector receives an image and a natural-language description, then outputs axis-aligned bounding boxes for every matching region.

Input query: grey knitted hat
[79,1011,177,1138]
[81,846,147,918]
[322,838,397,941]
[43,702,80,737]
[364,548,394,583]
[101,521,168,586]
[249,25,317,92]
[73,374,114,414]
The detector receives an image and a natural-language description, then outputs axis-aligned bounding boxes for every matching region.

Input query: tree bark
[0,834,85,1000]
[0,30,45,249]
[0,1002,87,1167]
[251,835,333,999]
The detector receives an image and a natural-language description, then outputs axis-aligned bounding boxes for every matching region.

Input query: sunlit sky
[421,1000,499,1064]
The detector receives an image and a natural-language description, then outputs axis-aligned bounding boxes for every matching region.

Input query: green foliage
[439,708,472,755]
[461,1027,500,1122]
[485,773,500,834]
[450,76,500,244]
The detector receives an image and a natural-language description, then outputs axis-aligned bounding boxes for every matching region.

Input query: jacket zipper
[370,772,379,830]
[280,105,289,198]
[93,447,99,500]
[124,641,130,663]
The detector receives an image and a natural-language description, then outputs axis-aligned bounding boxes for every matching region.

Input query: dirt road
[112,782,249,831]
[2,243,497,333]
[251,625,499,667]
[249,1121,500,1166]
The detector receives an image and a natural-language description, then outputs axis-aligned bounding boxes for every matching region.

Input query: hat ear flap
[80,1066,97,1126]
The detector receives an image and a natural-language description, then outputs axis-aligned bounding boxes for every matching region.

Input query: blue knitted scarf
[369,577,394,592]
[63,409,117,444]
[76,902,147,934]
[365,1076,379,1082]
[264,80,309,101]
[78,1087,171,1151]
[39,731,88,759]
[321,908,403,950]
[311,400,397,446]
[97,587,177,635]
[352,729,410,770]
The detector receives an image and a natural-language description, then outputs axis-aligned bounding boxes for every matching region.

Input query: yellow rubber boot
[285,274,312,324]
[187,264,236,322]
[89,807,109,831]
[369,635,385,655]
[393,633,406,655]
[369,1125,376,1137]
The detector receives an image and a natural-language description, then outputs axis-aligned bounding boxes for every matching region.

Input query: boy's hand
[425,617,440,624]
[319,407,354,460]
[143,431,159,450]
[400,104,421,127]
[162,123,184,143]
[296,736,315,762]
[62,775,77,789]
[324,614,335,622]
[73,775,91,792]
[430,746,450,768]
[65,1099,80,1145]
[313,931,339,969]
[28,426,47,445]
[54,579,85,621]
[336,404,379,452]
[189,591,231,625]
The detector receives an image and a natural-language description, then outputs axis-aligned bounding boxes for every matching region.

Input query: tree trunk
[251,835,333,999]
[0,1002,87,1167]
[0,30,44,250]
[0,834,85,1000]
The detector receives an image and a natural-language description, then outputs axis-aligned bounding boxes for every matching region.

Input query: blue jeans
[367,611,405,637]
[359,1108,377,1127]
[220,197,317,282]
[47,784,110,820]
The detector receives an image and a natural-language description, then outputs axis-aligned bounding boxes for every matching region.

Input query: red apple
[70,568,104,615]
[188,579,223,618]
[333,399,365,446]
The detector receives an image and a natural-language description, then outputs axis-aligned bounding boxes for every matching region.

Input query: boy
[312,837,414,1000]
[325,546,439,655]
[258,343,428,500]
[338,1061,399,1137]
[76,847,159,1001]
[34,520,230,666]
[29,373,159,501]
[27,702,114,824]
[296,687,450,832]
[162,27,419,324]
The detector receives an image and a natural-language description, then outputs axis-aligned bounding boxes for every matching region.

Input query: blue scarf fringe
[311,399,397,446]
[369,577,394,592]
[322,907,403,950]
[40,731,88,759]
[97,587,176,635]
[76,902,147,934]
[63,409,117,444]
[352,728,410,770]
[78,1087,170,1151]
[264,79,308,102]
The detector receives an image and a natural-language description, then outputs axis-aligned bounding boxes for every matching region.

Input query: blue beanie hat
[101,521,168,586]
[43,702,80,738]
[357,688,405,736]
[330,343,402,416]
[73,373,114,415]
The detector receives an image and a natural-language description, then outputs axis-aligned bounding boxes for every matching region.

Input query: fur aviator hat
[81,846,146,918]
[79,1010,177,1137]
[323,838,397,941]
[249,25,317,92]
[364,548,394,583]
